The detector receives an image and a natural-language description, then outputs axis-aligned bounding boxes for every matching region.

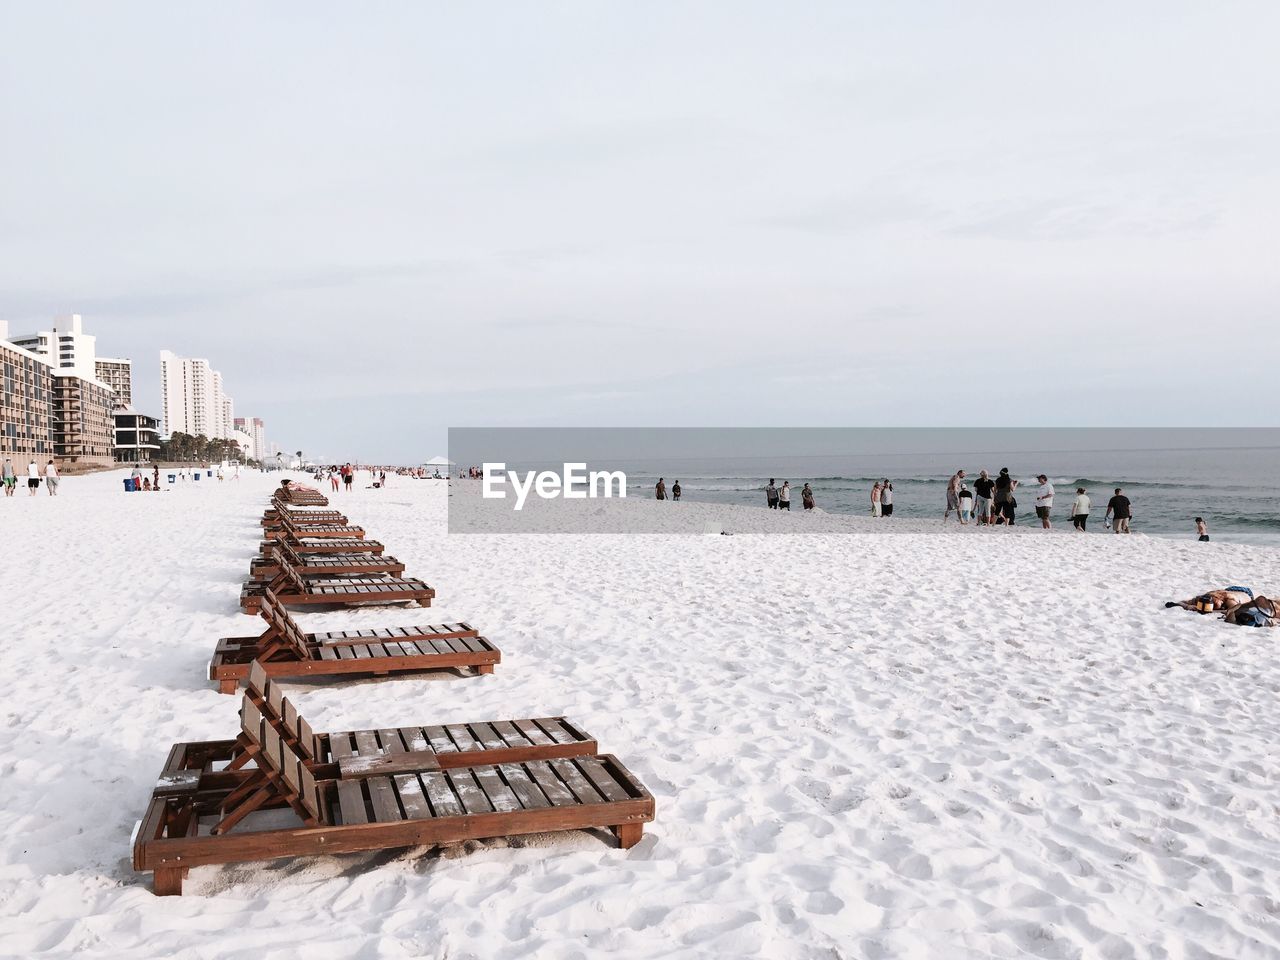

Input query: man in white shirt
[1034,474,1054,529]
[26,460,40,496]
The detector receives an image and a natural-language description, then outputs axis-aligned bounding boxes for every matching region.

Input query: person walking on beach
[342,463,354,492]
[1105,488,1132,533]
[994,468,1017,525]
[944,470,966,523]
[26,460,40,496]
[43,460,59,496]
[655,477,666,500]
[1034,474,1054,529]
[329,468,339,492]
[766,479,778,509]
[672,480,681,501]
[958,483,973,524]
[871,481,882,517]
[152,464,160,491]
[801,482,814,510]
[2,458,15,497]
[1070,487,1090,531]
[881,480,893,517]
[1196,517,1209,542]
[778,480,791,510]
[973,470,994,525]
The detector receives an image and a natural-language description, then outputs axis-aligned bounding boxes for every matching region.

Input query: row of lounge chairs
[132,484,654,895]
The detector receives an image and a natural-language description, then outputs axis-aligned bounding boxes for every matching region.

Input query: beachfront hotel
[3,317,117,470]
[95,356,133,408]
[0,321,54,461]
[112,408,162,463]
[233,415,267,462]
[159,350,235,440]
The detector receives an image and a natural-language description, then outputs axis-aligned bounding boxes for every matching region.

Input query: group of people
[654,478,682,501]
[764,479,815,511]
[2,457,59,497]
[321,463,357,492]
[943,468,1137,533]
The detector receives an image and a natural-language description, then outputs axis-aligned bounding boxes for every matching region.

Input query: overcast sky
[2,3,1277,461]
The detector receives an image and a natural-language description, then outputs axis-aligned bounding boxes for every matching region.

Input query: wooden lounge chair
[257,536,385,557]
[228,661,574,768]
[212,588,498,691]
[261,508,348,528]
[133,664,654,895]
[274,487,329,507]
[248,540,404,580]
[240,548,434,613]
[263,510,366,542]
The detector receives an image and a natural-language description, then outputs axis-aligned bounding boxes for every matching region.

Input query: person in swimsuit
[1196,517,1209,542]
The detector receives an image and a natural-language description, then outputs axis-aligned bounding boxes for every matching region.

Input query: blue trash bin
[122,478,133,492]
[193,472,201,481]
[168,474,176,484]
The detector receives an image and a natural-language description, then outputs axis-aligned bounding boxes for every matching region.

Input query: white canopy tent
[424,455,454,467]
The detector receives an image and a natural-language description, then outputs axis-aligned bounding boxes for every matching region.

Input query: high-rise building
[95,357,133,407]
[160,350,233,439]
[9,314,99,380]
[233,416,268,462]
[50,374,116,468]
[0,321,55,461]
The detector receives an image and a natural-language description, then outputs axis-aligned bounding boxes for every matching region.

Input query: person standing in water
[1034,474,1054,529]
[1196,517,1209,542]
[766,479,778,509]
[672,480,681,501]
[1070,487,1090,531]
[801,482,814,510]
[870,481,882,517]
[655,477,666,501]
[881,480,893,517]
[958,483,973,524]
[994,468,1017,525]
[944,470,966,523]
[1105,487,1132,533]
[778,480,791,510]
[973,470,994,525]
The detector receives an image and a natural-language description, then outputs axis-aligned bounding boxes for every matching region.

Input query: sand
[1,469,1278,959]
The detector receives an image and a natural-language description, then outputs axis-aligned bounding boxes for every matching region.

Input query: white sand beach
[2,470,1279,960]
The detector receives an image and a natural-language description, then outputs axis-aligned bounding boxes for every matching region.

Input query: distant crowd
[941,468,1140,535]
[648,468,1212,540]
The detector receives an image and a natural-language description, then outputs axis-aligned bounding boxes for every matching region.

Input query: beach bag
[1234,607,1270,627]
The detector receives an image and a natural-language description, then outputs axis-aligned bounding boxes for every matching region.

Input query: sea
[619,446,1280,545]
[448,428,1280,545]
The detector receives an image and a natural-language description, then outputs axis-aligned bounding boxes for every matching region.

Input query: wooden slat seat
[133,662,654,895]
[212,588,497,690]
[248,539,404,580]
[262,508,347,528]
[258,537,384,557]
[239,549,432,613]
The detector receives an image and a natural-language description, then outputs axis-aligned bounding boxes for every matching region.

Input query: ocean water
[621,446,1280,545]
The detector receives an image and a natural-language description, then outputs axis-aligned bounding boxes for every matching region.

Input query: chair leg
[153,867,185,896]
[614,823,643,849]
[218,679,239,695]
[477,664,495,675]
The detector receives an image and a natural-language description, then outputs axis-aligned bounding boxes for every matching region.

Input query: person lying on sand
[1222,596,1277,627]
[1165,586,1254,613]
